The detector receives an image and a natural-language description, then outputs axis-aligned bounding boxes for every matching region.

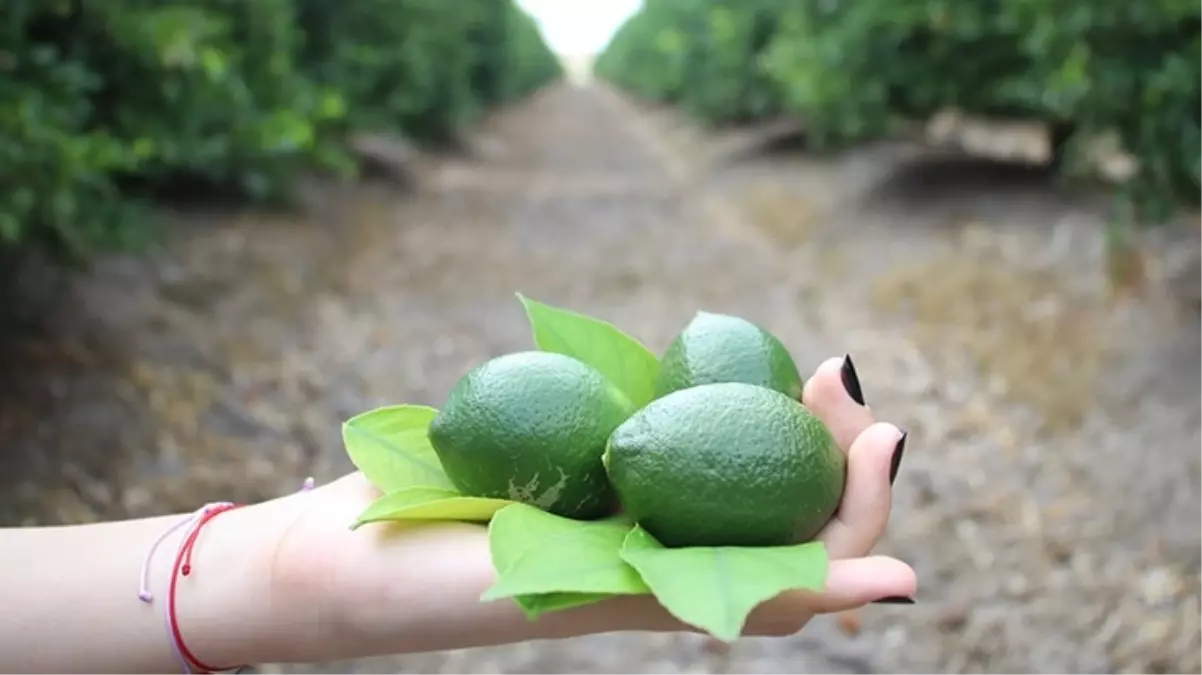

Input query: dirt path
[1,83,1198,674]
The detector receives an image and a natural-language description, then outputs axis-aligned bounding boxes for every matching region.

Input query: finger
[574,555,917,642]
[818,422,903,559]
[748,555,918,635]
[802,356,876,451]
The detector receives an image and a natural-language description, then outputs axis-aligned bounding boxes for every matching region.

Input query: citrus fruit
[604,381,845,547]
[655,311,803,400]
[428,351,635,519]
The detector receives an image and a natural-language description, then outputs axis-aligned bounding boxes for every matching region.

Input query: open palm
[261,355,916,663]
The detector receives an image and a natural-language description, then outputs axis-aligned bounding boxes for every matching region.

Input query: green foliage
[763,0,1200,220]
[596,0,1200,221]
[594,0,784,125]
[0,0,561,259]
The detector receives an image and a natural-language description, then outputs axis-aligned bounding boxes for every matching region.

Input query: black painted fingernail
[889,431,907,486]
[872,596,915,605]
[840,354,865,406]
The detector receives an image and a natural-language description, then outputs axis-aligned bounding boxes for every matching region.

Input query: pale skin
[0,356,917,673]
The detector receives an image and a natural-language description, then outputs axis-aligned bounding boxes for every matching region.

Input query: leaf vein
[345,422,445,484]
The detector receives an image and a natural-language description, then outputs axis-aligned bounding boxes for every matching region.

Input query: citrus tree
[596,0,1200,220]
[594,0,783,125]
[762,0,1199,219]
[0,0,562,260]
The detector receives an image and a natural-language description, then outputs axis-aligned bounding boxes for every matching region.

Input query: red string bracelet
[138,478,316,675]
[167,502,247,674]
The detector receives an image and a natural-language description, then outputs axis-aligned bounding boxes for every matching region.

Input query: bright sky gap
[515,0,643,55]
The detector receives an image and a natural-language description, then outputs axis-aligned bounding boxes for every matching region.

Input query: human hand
[252,355,915,665]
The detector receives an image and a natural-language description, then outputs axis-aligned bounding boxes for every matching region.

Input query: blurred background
[1,0,1199,672]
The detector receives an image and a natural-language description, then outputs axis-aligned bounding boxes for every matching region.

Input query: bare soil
[1,83,1198,674]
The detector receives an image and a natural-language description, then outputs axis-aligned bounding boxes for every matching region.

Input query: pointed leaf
[486,503,615,618]
[483,503,648,616]
[342,405,453,493]
[516,293,661,407]
[353,487,514,529]
[487,503,547,574]
[619,526,829,643]
[512,592,614,621]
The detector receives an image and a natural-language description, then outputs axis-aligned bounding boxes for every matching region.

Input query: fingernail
[889,431,907,486]
[840,354,866,406]
[872,596,916,605]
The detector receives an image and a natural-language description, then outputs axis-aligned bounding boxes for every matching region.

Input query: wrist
[164,495,303,669]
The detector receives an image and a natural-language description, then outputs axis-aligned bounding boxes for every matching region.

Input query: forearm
[0,499,294,673]
[0,471,690,672]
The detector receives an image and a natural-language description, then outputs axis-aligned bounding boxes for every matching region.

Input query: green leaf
[516,293,661,408]
[483,503,649,618]
[511,592,614,621]
[486,503,609,618]
[619,525,830,643]
[352,487,514,529]
[342,405,453,493]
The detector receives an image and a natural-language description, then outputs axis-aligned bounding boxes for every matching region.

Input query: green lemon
[604,382,846,547]
[428,351,635,520]
[655,311,803,400]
